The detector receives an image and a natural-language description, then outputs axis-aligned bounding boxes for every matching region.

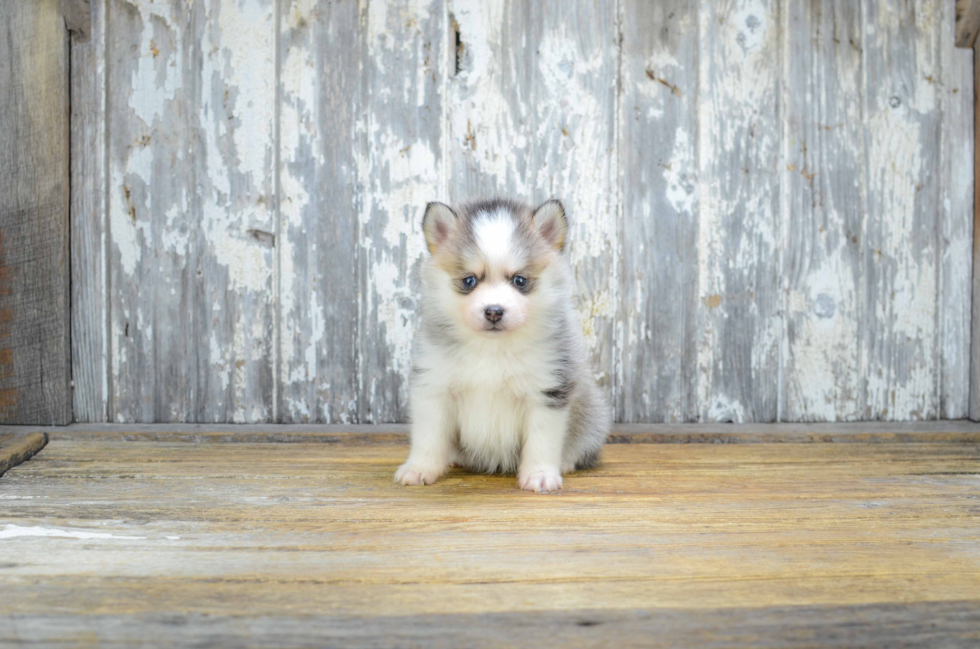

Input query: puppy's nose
[484,305,504,323]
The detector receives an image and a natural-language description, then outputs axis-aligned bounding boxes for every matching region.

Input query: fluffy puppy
[394,198,610,493]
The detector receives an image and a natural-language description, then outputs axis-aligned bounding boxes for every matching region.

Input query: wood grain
[696,0,782,422]
[0,0,72,425]
[3,602,978,648]
[863,0,945,420]
[617,1,698,423]
[277,0,361,424]
[23,420,980,445]
[67,0,975,424]
[357,0,447,423]
[972,46,980,422]
[782,0,865,421]
[941,4,975,420]
[0,432,47,477]
[0,438,978,645]
[106,0,277,422]
[70,0,108,423]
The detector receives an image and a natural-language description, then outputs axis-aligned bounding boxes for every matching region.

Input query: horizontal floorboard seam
[0,423,978,444]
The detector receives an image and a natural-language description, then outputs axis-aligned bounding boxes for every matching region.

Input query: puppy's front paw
[394,462,445,486]
[518,467,563,494]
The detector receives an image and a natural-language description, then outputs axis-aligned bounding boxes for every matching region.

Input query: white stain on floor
[0,525,146,541]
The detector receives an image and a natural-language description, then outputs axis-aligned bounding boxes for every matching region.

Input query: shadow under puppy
[395,198,610,493]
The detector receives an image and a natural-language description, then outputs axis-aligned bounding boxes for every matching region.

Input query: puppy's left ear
[422,202,458,254]
[532,199,567,251]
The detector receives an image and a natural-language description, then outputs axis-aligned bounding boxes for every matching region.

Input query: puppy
[394,198,610,493]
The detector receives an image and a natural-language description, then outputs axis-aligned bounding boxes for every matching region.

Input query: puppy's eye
[512,275,527,288]
[462,276,477,289]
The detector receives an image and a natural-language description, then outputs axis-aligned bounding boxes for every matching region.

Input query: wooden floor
[1,432,979,646]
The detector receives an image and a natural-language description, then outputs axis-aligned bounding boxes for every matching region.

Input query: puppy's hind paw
[518,467,563,494]
[394,462,445,486]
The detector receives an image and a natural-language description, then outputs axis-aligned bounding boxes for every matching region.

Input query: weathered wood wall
[0,0,73,425]
[70,0,975,423]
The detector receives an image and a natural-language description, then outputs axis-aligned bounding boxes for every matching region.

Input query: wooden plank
[106,0,277,422]
[356,0,447,423]
[941,5,975,420]
[781,1,866,421]
[0,440,978,645]
[956,0,980,48]
[0,0,72,425]
[70,0,108,423]
[0,432,47,477]
[696,0,781,422]
[972,46,980,421]
[863,0,944,420]
[2,602,979,647]
[449,0,619,400]
[11,421,979,444]
[103,0,156,423]
[277,0,361,423]
[617,1,698,423]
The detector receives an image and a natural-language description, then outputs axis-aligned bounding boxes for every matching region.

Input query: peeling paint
[862,0,942,421]
[355,0,446,422]
[696,0,781,422]
[77,0,972,424]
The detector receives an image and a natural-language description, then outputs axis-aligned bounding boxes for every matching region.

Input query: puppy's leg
[518,406,568,493]
[395,391,454,486]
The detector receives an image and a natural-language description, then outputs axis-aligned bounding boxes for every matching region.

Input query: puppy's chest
[452,386,525,472]
[451,364,531,436]
[448,349,550,466]
[450,345,552,393]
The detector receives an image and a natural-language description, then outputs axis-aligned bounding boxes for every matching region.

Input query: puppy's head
[421,198,568,336]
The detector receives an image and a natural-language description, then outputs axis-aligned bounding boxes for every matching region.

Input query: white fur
[461,281,528,332]
[473,210,517,264]
[400,319,566,487]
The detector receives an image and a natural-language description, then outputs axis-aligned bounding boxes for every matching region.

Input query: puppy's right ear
[422,202,458,253]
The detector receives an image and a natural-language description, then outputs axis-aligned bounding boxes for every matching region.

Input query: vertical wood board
[696,0,782,422]
[781,0,866,421]
[357,0,447,423]
[278,0,361,423]
[71,0,108,423]
[862,0,944,420]
[971,45,980,422]
[0,0,72,425]
[617,1,699,422]
[940,1,974,420]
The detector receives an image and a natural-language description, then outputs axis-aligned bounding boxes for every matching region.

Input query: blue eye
[462,276,477,289]
[513,275,527,288]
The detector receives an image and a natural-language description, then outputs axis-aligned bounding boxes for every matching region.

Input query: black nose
[484,305,504,323]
